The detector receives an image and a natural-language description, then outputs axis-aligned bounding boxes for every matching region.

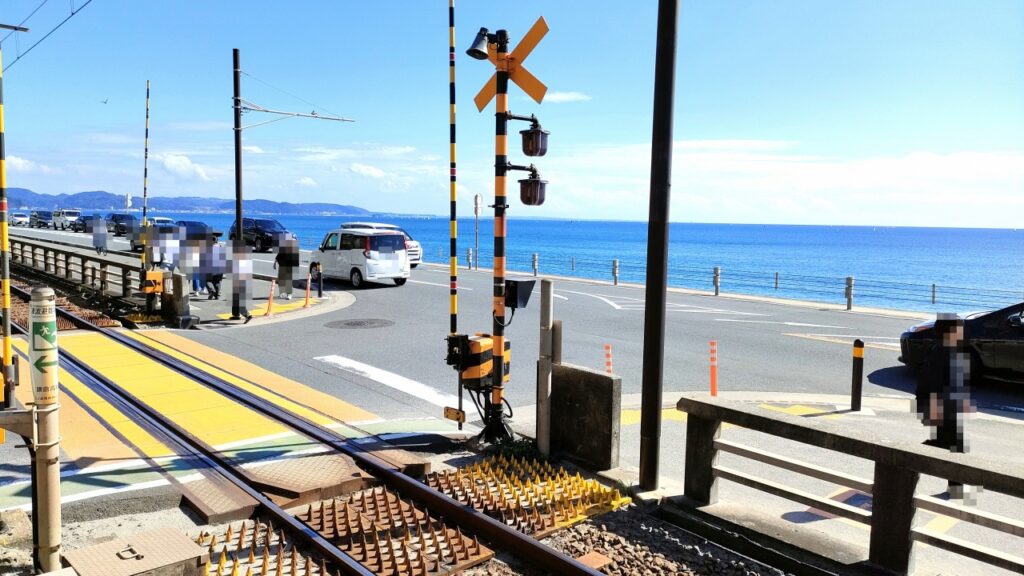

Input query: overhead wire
[240,69,347,120]
[3,0,94,72]
[0,0,50,44]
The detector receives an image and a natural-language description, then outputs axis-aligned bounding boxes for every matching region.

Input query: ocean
[153,212,1024,313]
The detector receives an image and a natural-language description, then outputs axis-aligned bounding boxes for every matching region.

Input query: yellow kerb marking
[759,403,842,420]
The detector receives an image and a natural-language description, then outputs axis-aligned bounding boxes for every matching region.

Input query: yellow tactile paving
[215,296,322,320]
[12,339,172,467]
[620,408,688,427]
[124,329,378,424]
[759,403,842,420]
[58,332,289,448]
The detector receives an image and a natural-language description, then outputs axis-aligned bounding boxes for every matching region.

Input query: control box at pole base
[458,334,510,391]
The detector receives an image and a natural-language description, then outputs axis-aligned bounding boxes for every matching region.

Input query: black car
[105,213,140,237]
[29,210,54,228]
[227,217,290,252]
[175,220,222,243]
[899,301,1024,384]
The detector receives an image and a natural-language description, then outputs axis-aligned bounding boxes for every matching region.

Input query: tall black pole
[231,48,244,319]
[639,0,679,491]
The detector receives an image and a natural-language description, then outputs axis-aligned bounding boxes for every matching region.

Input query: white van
[314,228,410,288]
[340,222,422,268]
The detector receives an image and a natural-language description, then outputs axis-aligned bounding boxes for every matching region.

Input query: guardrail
[10,236,141,298]
[675,393,1024,575]
[436,247,1023,311]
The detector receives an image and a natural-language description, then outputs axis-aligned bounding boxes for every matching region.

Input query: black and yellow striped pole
[0,32,23,413]
[486,30,512,443]
[142,80,150,226]
[448,0,458,336]
[140,80,151,271]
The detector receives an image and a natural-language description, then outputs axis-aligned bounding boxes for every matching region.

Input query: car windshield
[37,211,52,217]
[256,219,285,231]
[370,235,405,252]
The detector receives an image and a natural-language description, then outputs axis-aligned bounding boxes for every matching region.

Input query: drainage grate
[325,319,394,330]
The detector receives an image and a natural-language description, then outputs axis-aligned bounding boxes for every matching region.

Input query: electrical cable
[241,70,346,120]
[3,0,94,72]
[0,0,50,44]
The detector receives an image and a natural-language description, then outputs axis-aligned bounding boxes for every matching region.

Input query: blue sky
[1,1,1021,227]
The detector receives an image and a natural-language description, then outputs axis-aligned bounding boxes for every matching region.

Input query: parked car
[105,213,140,237]
[53,209,84,231]
[175,220,222,243]
[312,227,409,288]
[899,301,1024,384]
[227,217,290,252]
[29,210,54,228]
[146,216,175,227]
[8,212,28,226]
[340,222,422,268]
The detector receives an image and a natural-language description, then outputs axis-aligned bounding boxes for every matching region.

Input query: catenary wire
[3,0,94,72]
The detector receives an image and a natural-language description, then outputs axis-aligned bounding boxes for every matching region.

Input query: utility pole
[230,48,352,320]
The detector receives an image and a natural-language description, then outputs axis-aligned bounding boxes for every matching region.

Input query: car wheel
[394,278,407,286]
[410,263,418,269]
[255,238,266,253]
[350,269,363,288]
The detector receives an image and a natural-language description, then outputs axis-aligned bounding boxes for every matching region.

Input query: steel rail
[6,305,375,576]
[12,285,602,575]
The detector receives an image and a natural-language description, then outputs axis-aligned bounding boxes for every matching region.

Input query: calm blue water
[154,212,1024,313]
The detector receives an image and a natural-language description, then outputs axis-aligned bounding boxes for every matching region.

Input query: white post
[536,279,554,456]
[29,287,61,572]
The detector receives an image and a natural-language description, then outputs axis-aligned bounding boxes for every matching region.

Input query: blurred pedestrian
[88,214,108,255]
[274,233,299,300]
[205,241,226,300]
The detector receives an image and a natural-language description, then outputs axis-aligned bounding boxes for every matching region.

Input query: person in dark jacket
[916,313,969,452]
[273,233,300,300]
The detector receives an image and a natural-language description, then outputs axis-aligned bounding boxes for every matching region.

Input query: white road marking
[315,354,460,408]
[530,290,569,301]
[715,319,848,329]
[560,289,763,316]
[804,333,899,339]
[409,280,473,290]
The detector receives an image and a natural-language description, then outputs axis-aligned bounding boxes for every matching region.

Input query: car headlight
[910,324,933,333]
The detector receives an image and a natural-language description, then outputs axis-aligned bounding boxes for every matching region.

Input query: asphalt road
[13,225,1024,416]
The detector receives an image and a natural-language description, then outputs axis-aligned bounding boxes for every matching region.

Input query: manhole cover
[325,319,394,329]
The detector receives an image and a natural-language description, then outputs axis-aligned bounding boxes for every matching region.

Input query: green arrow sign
[34,355,58,373]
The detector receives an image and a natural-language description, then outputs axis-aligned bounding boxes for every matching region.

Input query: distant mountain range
[4,188,372,216]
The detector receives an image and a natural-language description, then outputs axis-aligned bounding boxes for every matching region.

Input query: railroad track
[8,285,605,576]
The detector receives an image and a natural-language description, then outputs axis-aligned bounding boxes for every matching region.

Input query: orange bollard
[264,279,276,317]
[303,270,312,308]
[710,340,718,396]
[604,344,613,374]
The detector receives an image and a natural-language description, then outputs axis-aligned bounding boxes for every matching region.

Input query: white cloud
[243,145,266,154]
[161,154,211,181]
[350,163,385,178]
[296,176,318,188]
[545,91,592,103]
[7,156,54,174]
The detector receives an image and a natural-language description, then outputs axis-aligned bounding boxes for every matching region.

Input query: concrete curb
[197,289,355,330]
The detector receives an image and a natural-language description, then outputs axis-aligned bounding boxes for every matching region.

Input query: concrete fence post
[467,248,473,270]
[532,253,539,277]
[122,268,132,298]
[931,284,936,304]
[846,276,855,310]
[612,259,619,286]
[683,414,721,505]
[713,266,721,296]
[571,257,575,272]
[775,272,779,290]
[100,264,109,293]
[537,279,554,456]
[552,319,562,365]
[868,462,919,574]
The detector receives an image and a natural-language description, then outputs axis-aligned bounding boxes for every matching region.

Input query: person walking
[274,234,299,300]
[205,241,226,300]
[89,215,108,255]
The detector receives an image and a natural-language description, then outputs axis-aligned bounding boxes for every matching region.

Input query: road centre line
[784,333,901,350]
[804,333,900,339]
[314,354,460,408]
[409,279,473,290]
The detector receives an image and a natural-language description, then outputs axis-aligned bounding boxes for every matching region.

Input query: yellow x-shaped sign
[474,16,549,112]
